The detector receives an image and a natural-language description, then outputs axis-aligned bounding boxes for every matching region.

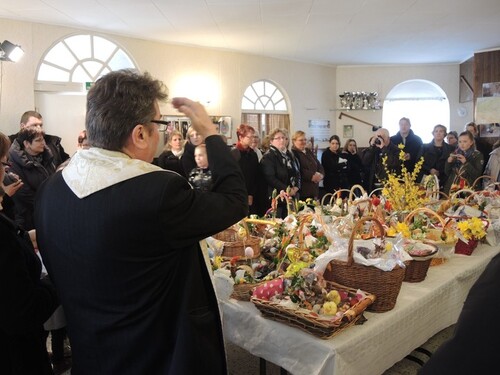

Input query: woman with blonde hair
[341,138,364,188]
[291,130,323,200]
[260,128,300,218]
[181,125,204,176]
[158,130,187,177]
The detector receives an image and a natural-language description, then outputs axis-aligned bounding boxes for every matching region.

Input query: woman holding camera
[443,130,484,194]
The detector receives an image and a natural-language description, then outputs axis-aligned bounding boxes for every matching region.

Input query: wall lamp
[0,40,25,62]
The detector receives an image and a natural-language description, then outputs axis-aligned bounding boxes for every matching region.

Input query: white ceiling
[1,0,500,66]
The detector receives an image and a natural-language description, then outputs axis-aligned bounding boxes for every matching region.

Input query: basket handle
[369,187,384,198]
[347,217,385,267]
[320,193,335,207]
[450,188,475,201]
[404,207,445,229]
[349,184,366,202]
[329,189,351,205]
[472,175,492,189]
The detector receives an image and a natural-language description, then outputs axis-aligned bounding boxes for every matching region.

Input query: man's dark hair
[86,69,169,151]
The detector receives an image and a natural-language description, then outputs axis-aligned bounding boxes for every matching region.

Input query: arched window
[241,80,290,137]
[382,80,450,143]
[36,34,136,83]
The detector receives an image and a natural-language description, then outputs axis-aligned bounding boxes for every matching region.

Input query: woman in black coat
[8,126,56,230]
[341,138,364,189]
[0,132,59,375]
[157,130,187,178]
[321,135,348,194]
[231,124,260,214]
[260,129,300,218]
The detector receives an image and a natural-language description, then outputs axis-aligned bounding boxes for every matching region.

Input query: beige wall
[335,65,473,147]
[1,17,468,153]
[0,18,337,149]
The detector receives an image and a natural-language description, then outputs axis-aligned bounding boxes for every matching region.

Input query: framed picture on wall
[343,125,354,139]
[211,116,232,139]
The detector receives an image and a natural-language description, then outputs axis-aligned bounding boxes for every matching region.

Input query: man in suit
[9,111,69,169]
[35,69,248,374]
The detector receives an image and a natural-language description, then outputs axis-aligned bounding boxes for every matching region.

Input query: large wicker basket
[251,280,375,339]
[213,221,261,258]
[323,217,406,312]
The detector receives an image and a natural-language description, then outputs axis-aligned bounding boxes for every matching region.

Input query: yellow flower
[381,146,428,212]
[457,217,486,240]
[395,222,411,238]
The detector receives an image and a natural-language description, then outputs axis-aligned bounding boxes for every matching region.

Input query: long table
[221,244,500,375]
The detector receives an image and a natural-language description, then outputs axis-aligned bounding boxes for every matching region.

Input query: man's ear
[130,124,150,150]
[23,140,31,149]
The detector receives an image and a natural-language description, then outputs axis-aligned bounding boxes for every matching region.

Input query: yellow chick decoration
[322,301,338,315]
[326,290,341,305]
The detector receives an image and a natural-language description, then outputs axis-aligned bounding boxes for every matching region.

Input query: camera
[6,171,19,182]
[374,137,382,146]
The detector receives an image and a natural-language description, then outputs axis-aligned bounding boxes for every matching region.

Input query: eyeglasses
[273,136,288,140]
[150,119,169,132]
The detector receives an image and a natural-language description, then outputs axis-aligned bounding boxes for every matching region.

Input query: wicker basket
[323,217,406,312]
[231,281,265,301]
[213,221,261,258]
[404,207,456,266]
[403,242,437,283]
[251,280,375,339]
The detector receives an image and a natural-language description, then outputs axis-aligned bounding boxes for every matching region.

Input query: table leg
[259,357,266,375]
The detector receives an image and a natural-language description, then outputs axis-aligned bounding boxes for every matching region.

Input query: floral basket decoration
[455,216,488,256]
[251,269,375,339]
[211,252,278,301]
[322,216,410,312]
[396,207,458,266]
[379,144,429,218]
[273,213,332,277]
[213,220,261,258]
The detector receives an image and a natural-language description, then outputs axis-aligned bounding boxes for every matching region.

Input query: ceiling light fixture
[0,40,24,62]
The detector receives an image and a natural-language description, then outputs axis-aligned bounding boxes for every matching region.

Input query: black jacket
[361,142,401,193]
[420,253,500,374]
[0,213,58,375]
[9,133,69,169]
[157,150,186,178]
[9,140,56,230]
[390,129,423,172]
[421,141,454,189]
[34,136,247,375]
[260,146,301,197]
[321,148,348,194]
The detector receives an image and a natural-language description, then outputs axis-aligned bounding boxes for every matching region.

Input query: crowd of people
[155,115,497,219]
[1,68,500,374]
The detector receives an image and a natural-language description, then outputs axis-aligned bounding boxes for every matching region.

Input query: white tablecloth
[222,244,500,375]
